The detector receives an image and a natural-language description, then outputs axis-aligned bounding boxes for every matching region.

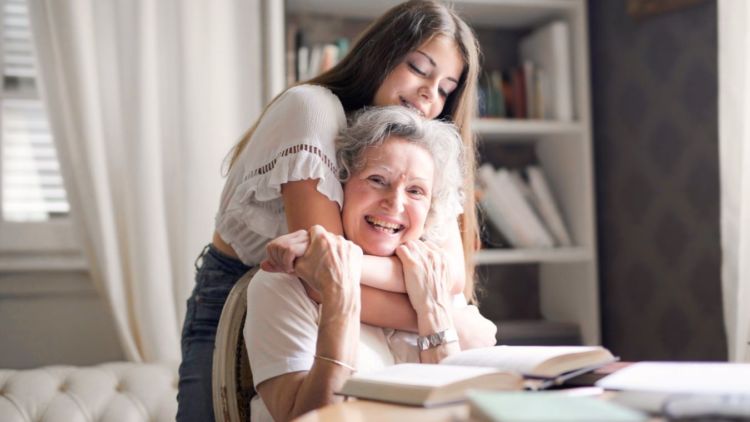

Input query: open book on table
[338,345,617,407]
[596,362,750,417]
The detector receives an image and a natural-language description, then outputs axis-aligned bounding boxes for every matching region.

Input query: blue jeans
[176,244,252,422]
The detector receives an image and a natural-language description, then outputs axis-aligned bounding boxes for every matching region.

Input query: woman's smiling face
[373,35,464,120]
[341,137,435,256]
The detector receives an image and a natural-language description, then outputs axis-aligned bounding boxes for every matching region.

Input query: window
[0,0,83,270]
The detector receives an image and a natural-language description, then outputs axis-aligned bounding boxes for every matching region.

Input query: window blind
[1,0,69,221]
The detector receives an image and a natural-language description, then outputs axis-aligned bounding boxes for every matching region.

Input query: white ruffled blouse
[215,85,346,266]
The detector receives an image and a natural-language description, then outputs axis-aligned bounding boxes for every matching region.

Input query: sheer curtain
[28,0,263,362]
[719,0,750,362]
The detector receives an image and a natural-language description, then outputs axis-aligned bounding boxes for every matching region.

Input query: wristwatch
[417,328,459,351]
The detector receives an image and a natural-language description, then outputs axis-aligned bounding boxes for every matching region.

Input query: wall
[0,271,123,369]
[588,0,726,360]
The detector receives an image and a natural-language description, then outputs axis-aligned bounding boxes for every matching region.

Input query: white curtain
[28,0,264,362]
[718,0,750,362]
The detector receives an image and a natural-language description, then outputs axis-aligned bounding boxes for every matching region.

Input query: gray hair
[336,106,466,240]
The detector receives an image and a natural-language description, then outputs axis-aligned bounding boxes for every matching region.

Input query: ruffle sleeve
[217,85,346,244]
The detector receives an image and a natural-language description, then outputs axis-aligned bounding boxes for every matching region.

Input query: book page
[440,346,611,377]
[597,362,750,394]
[350,363,501,387]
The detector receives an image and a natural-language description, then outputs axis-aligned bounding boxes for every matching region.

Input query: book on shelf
[479,64,542,120]
[519,20,574,121]
[478,164,521,247]
[479,70,507,118]
[522,60,546,120]
[338,345,617,407]
[526,165,573,246]
[478,163,565,249]
[292,28,350,82]
[468,390,647,422]
[596,362,750,416]
[510,67,526,119]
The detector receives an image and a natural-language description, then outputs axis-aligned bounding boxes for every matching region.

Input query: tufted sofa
[0,362,177,422]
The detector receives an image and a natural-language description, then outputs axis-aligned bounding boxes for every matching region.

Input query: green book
[468,390,647,422]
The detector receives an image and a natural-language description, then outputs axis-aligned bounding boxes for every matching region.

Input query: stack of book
[477,163,572,249]
[478,20,573,121]
[286,25,350,83]
[294,38,349,81]
[338,345,617,406]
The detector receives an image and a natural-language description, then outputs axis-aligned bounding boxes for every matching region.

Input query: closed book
[469,390,647,422]
[477,164,522,247]
[519,21,574,121]
[526,165,573,246]
[339,345,616,407]
[494,168,555,248]
[510,66,526,118]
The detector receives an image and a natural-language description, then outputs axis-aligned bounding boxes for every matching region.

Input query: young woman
[245,106,468,422]
[177,2,490,421]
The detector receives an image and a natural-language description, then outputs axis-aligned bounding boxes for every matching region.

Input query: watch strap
[417,328,459,351]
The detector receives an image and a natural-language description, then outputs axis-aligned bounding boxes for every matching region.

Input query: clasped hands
[261,226,496,349]
[261,226,452,315]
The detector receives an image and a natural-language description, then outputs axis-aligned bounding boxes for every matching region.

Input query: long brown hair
[227,0,481,301]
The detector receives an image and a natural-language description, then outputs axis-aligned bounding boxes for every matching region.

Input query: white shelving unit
[263,0,599,345]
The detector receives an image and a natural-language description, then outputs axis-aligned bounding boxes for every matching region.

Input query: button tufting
[1,363,178,421]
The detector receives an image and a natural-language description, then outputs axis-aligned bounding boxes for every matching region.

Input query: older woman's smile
[364,215,406,234]
[342,137,434,257]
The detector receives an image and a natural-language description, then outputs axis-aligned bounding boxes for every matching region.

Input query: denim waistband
[194,243,253,274]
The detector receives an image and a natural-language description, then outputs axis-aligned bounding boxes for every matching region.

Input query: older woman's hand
[261,229,309,273]
[395,240,453,332]
[293,225,363,303]
[396,239,459,362]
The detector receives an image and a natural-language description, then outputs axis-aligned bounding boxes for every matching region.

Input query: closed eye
[439,82,457,98]
[408,62,428,77]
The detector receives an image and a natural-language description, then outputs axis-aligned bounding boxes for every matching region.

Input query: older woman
[245,106,481,422]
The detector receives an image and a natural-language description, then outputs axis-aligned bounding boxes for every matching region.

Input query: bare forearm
[360,286,418,331]
[288,301,360,420]
[361,253,464,295]
[361,255,405,292]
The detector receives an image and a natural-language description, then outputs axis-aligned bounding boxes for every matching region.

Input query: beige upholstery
[0,362,177,422]
[212,268,259,422]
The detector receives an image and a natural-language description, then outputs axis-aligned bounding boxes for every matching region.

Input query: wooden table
[294,400,468,422]
[293,389,663,422]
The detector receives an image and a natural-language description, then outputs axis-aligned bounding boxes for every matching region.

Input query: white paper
[596,362,750,394]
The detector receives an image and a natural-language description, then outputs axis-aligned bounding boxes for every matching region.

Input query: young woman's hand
[395,240,454,333]
[261,229,310,273]
[451,305,497,349]
[293,225,363,303]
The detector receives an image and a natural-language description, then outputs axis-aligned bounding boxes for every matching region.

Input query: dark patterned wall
[588,0,726,360]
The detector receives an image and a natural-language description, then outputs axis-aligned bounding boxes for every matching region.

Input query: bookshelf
[262,0,599,345]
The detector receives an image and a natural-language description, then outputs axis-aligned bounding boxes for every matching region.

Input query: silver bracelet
[314,354,357,372]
